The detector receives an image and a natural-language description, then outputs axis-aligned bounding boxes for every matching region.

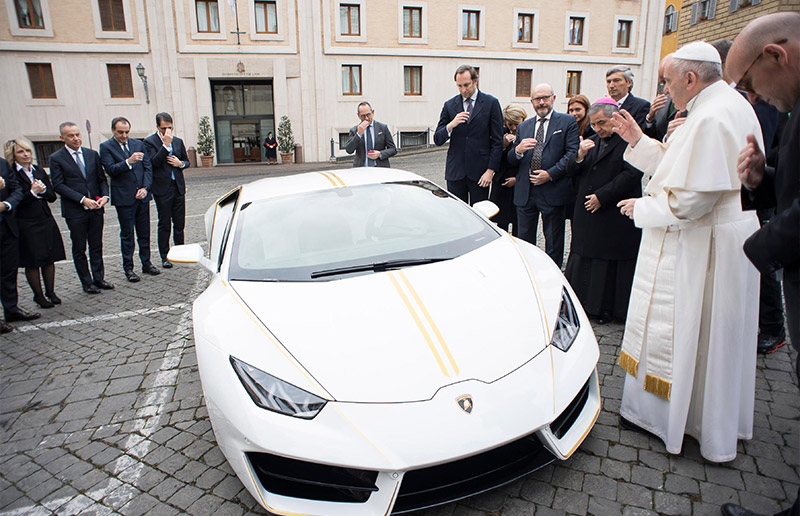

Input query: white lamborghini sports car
[168,168,600,516]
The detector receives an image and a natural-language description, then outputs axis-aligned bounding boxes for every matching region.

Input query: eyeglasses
[735,52,763,94]
[531,95,554,103]
[358,112,373,119]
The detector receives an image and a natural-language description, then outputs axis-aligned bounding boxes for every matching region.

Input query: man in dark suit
[606,65,651,129]
[345,102,396,168]
[1,157,40,333]
[99,117,159,283]
[507,83,580,267]
[644,55,678,142]
[49,122,113,294]
[434,65,503,205]
[144,112,189,269]
[723,13,800,516]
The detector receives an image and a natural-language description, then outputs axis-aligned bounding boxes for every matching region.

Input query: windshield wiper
[310,258,448,279]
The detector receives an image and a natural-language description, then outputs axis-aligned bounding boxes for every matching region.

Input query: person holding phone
[144,113,189,269]
[100,117,158,282]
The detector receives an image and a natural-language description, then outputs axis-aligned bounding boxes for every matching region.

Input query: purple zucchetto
[593,96,620,106]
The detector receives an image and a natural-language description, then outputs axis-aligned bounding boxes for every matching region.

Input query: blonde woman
[5,139,65,308]
[490,103,527,235]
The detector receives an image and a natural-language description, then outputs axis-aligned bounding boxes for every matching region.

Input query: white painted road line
[15,303,189,332]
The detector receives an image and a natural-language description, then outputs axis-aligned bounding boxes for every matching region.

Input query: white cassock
[618,81,761,463]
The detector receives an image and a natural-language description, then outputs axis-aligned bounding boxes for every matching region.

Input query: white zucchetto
[674,41,722,64]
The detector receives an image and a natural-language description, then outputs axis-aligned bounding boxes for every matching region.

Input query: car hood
[230,238,552,403]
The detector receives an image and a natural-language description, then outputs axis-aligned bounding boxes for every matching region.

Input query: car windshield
[228,180,500,281]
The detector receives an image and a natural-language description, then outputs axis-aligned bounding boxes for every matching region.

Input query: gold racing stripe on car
[387,272,450,377]
[327,171,347,187]
[316,171,339,187]
[506,234,557,412]
[244,460,323,516]
[317,171,346,188]
[396,270,460,376]
[221,280,333,400]
[562,369,601,458]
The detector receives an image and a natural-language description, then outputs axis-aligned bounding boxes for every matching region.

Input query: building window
[33,141,61,168]
[404,66,422,95]
[664,5,678,34]
[568,16,584,46]
[340,4,360,35]
[254,0,277,33]
[403,6,421,37]
[15,0,45,28]
[98,0,125,31]
[342,65,361,95]
[616,20,632,48]
[462,10,479,40]
[339,132,350,149]
[517,13,534,43]
[196,0,220,32]
[26,63,56,99]
[691,0,717,24]
[566,71,582,97]
[730,0,761,12]
[515,69,532,98]
[107,64,134,98]
[400,131,427,147]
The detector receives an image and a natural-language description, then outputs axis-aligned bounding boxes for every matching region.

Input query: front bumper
[198,328,600,516]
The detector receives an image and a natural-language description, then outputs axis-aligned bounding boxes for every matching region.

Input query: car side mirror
[167,244,214,272]
[472,200,500,219]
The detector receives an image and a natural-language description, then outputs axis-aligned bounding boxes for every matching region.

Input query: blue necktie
[168,146,175,180]
[366,126,374,167]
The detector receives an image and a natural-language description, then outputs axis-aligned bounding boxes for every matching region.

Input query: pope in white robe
[611,42,761,463]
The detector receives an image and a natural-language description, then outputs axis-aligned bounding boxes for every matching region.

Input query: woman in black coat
[564,102,642,324]
[5,139,66,308]
[263,132,278,165]
[490,104,527,235]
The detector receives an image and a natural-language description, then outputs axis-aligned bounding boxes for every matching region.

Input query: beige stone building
[677,0,800,47]
[1,0,664,165]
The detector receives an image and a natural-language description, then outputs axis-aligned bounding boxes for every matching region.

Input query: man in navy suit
[508,83,580,268]
[606,65,651,129]
[1,157,41,333]
[144,113,189,269]
[434,65,503,205]
[49,122,114,294]
[100,117,159,283]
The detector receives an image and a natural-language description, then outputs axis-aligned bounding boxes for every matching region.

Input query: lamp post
[136,62,150,104]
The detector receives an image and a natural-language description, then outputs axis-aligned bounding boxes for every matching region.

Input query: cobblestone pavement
[1,149,797,516]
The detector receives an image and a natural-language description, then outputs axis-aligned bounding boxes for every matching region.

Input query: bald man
[722,13,800,516]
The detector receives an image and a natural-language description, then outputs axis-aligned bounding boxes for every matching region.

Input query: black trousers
[516,194,566,268]
[447,178,489,206]
[154,182,186,261]
[0,221,19,315]
[115,202,152,272]
[65,211,105,289]
[757,210,786,337]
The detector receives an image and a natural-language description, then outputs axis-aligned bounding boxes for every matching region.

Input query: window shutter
[27,64,44,98]
[708,0,717,19]
[671,12,678,32]
[26,63,56,98]
[729,0,738,12]
[690,2,698,24]
[112,0,126,31]
[99,0,112,30]
[751,0,761,4]
[108,64,133,97]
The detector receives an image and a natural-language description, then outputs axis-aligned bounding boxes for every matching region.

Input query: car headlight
[550,288,580,352]
[230,356,327,419]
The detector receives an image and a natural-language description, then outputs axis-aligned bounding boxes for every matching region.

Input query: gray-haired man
[606,65,651,129]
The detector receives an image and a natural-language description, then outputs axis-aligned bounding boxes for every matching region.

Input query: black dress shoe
[1,321,12,334]
[720,503,760,516]
[46,292,61,305]
[162,260,173,269]
[5,309,42,322]
[757,333,786,354]
[142,264,160,276]
[94,280,115,290]
[595,312,614,325]
[33,295,54,309]
[125,270,141,283]
[83,284,101,294]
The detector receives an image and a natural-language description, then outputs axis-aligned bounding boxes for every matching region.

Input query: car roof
[238,168,428,203]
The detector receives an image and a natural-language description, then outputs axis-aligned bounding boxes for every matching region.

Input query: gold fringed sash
[644,373,672,400]
[618,350,639,378]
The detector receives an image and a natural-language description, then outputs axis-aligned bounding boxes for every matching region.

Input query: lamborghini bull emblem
[456,395,473,414]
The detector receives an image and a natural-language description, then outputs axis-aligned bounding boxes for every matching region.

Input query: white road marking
[14,303,189,332]
[0,272,208,515]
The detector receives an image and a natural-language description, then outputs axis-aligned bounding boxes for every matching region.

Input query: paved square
[1,150,797,515]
